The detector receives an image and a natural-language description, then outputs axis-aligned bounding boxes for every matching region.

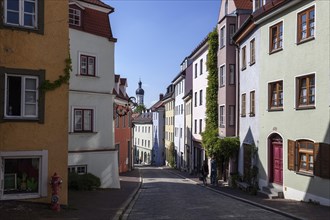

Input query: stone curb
[112,169,142,220]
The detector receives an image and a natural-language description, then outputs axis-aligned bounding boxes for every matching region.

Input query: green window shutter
[288,139,296,171]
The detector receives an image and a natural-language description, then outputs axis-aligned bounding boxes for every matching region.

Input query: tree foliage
[133,104,146,114]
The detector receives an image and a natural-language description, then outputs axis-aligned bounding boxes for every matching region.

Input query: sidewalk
[0,168,141,220]
[167,167,330,220]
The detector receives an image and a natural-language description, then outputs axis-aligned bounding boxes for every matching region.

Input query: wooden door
[272,142,283,185]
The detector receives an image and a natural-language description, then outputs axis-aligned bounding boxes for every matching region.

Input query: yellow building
[163,85,174,166]
[0,0,69,204]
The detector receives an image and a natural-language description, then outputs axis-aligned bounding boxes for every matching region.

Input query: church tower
[135,79,144,105]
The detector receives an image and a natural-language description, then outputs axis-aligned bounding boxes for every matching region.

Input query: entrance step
[261,184,284,199]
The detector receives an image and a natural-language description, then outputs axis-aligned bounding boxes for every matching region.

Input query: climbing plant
[201,27,219,157]
[39,57,72,92]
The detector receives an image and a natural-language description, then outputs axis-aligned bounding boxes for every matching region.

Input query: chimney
[159,93,164,100]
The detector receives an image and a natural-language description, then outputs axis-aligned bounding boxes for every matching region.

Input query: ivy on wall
[202,28,220,158]
[39,57,72,92]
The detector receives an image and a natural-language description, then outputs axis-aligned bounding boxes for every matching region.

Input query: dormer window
[69,8,81,26]
[254,0,263,11]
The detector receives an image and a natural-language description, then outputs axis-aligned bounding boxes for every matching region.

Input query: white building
[172,71,186,169]
[233,17,261,180]
[68,0,119,188]
[133,112,153,164]
[151,94,165,166]
[190,38,209,172]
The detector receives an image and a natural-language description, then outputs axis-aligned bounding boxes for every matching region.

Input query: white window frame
[4,0,38,28]
[0,150,48,200]
[69,8,81,26]
[220,25,226,48]
[68,165,87,175]
[4,74,39,119]
[78,52,97,76]
[219,105,225,127]
[219,64,226,87]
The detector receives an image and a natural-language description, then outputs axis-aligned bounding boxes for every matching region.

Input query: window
[1,150,48,199]
[220,26,225,48]
[241,93,246,117]
[229,105,235,126]
[194,63,198,78]
[4,0,38,29]
[296,74,315,109]
[115,115,119,128]
[68,165,87,175]
[180,128,182,138]
[181,104,183,114]
[219,106,224,127]
[80,54,96,76]
[225,0,228,15]
[74,109,93,132]
[255,0,263,10]
[297,6,315,43]
[269,81,283,110]
[219,65,225,87]
[200,59,203,75]
[288,140,330,179]
[229,64,235,85]
[206,54,208,71]
[199,90,203,106]
[241,46,246,70]
[194,92,197,107]
[250,91,255,117]
[69,8,81,26]
[199,119,202,134]
[5,74,38,118]
[250,39,255,65]
[229,24,235,45]
[269,22,283,52]
[194,119,197,134]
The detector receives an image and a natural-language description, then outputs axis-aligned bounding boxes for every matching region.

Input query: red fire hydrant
[50,172,62,211]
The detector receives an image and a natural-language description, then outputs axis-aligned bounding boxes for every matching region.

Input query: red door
[272,142,283,185]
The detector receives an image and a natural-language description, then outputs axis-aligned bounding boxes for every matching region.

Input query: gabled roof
[80,0,113,10]
[233,0,253,10]
[132,112,153,124]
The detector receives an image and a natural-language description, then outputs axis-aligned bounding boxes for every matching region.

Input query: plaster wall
[0,0,69,204]
[192,49,208,141]
[258,0,330,205]
[238,28,261,175]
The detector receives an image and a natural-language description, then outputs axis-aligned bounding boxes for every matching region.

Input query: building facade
[217,0,252,138]
[0,0,69,203]
[234,17,261,183]
[113,75,132,173]
[151,94,165,166]
[173,71,186,169]
[133,112,153,164]
[68,0,119,188]
[251,0,330,205]
[163,85,175,166]
[190,38,209,172]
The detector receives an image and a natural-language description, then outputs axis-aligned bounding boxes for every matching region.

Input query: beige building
[163,85,175,166]
[0,0,69,204]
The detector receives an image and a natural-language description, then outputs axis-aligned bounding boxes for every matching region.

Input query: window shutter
[288,139,296,171]
[314,143,330,179]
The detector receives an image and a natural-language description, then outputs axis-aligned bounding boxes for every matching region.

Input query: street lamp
[115,96,137,117]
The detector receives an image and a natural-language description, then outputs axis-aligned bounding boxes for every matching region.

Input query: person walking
[202,160,209,186]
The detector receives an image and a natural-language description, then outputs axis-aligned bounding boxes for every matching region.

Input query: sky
[105,0,221,108]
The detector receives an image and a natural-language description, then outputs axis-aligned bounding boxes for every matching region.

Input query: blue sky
[106,0,221,107]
